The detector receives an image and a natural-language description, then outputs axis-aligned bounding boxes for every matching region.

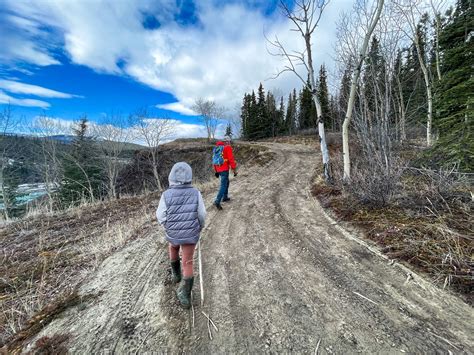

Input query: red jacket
[213,141,237,173]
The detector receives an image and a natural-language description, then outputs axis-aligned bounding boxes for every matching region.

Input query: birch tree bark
[305,27,331,180]
[341,0,385,180]
[395,0,435,146]
[269,0,332,181]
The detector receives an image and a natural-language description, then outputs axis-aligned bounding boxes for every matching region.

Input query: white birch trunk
[396,76,407,142]
[342,0,385,180]
[413,34,433,146]
[305,35,331,181]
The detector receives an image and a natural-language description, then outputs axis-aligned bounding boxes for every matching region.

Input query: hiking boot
[213,201,223,210]
[177,277,194,309]
[170,260,181,283]
[222,197,231,202]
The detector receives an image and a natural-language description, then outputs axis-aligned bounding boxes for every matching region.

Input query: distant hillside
[47,135,146,151]
[47,134,75,144]
[99,139,146,151]
[0,134,145,186]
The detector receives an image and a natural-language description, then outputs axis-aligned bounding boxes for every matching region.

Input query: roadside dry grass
[311,137,473,303]
[0,192,159,347]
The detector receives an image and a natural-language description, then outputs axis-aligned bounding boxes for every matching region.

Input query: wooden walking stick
[198,240,204,306]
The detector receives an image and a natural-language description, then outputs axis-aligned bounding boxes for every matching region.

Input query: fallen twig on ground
[352,291,379,305]
[315,339,321,354]
[135,328,152,355]
[191,292,195,328]
[207,318,213,340]
[197,241,204,306]
[428,331,460,351]
[201,311,218,332]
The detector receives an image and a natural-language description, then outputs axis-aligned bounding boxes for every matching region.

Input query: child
[156,162,206,309]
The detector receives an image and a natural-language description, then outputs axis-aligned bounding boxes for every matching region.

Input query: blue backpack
[212,146,225,165]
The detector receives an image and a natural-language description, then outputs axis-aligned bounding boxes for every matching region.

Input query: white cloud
[156,102,196,116]
[163,120,227,143]
[2,0,354,113]
[31,115,220,145]
[168,122,207,140]
[0,90,50,108]
[0,13,60,66]
[0,80,80,98]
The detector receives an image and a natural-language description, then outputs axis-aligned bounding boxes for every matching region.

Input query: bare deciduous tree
[268,0,332,181]
[93,112,132,199]
[33,114,66,212]
[337,0,385,180]
[132,108,176,191]
[0,104,18,219]
[394,0,434,146]
[192,98,224,141]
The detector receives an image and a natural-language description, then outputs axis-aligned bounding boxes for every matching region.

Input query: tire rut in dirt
[268,146,470,352]
[186,148,302,352]
[110,236,165,353]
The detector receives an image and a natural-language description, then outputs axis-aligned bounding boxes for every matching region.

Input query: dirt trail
[25,142,473,354]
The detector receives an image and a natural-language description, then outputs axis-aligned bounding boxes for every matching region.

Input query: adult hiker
[212,135,237,210]
[156,162,206,309]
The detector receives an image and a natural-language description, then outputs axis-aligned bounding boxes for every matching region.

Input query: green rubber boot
[170,260,182,283]
[177,277,194,309]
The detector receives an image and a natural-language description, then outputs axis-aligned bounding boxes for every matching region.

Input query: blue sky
[2,57,196,123]
[0,0,352,138]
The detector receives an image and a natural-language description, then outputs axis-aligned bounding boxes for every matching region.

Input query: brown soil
[3,142,473,353]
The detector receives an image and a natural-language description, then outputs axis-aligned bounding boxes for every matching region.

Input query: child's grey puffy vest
[163,185,200,245]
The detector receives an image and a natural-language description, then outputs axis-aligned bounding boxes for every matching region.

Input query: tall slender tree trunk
[305,34,331,181]
[152,165,162,192]
[413,35,433,146]
[430,1,442,81]
[151,150,163,192]
[396,76,407,141]
[342,0,384,180]
[108,168,117,199]
[0,167,10,220]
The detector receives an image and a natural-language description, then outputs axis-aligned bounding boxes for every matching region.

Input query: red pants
[169,243,195,278]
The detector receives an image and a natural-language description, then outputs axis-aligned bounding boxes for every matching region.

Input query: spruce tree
[225,123,233,137]
[338,61,353,127]
[431,0,473,170]
[400,17,429,128]
[255,83,268,139]
[318,65,331,130]
[240,93,251,139]
[363,36,386,122]
[329,95,338,132]
[61,117,104,205]
[266,91,277,138]
[277,96,285,135]
[298,80,316,130]
[392,50,406,141]
[247,90,258,140]
[286,90,297,135]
